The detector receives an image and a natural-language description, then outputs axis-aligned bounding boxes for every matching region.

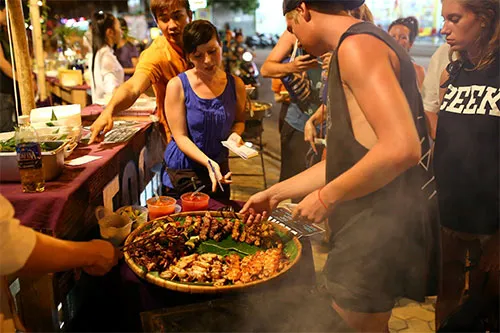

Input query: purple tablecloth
[0,122,152,236]
[81,104,156,121]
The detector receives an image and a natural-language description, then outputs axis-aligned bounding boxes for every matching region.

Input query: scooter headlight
[242,51,253,62]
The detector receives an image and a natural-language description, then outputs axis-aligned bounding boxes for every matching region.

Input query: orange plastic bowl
[181,192,210,212]
[146,196,176,220]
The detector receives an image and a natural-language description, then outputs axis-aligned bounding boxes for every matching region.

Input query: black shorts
[323,207,429,313]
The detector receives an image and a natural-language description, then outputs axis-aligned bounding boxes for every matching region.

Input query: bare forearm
[103,80,145,116]
[175,136,210,167]
[323,143,420,206]
[231,121,245,136]
[309,107,325,125]
[424,111,438,140]
[261,62,296,78]
[271,160,326,201]
[17,233,96,275]
[0,60,14,79]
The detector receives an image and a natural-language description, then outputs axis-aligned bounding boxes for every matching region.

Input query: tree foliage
[207,0,259,14]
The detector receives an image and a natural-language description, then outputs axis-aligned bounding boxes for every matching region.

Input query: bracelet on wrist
[318,186,328,210]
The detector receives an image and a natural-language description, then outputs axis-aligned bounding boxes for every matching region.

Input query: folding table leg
[259,132,267,189]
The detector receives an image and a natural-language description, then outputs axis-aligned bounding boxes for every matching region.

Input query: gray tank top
[325,22,435,231]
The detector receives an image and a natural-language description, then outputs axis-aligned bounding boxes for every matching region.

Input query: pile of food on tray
[251,101,272,112]
[124,212,294,286]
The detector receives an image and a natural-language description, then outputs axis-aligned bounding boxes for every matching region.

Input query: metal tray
[0,141,67,182]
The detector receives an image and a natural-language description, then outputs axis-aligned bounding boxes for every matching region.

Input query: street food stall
[0,95,320,332]
[0,1,322,331]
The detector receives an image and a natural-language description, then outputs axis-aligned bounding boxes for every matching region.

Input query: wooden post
[6,0,36,115]
[29,0,46,101]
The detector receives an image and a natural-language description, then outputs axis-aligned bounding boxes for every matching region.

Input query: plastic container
[96,206,132,246]
[116,205,148,229]
[0,138,66,182]
[147,196,176,220]
[181,192,210,212]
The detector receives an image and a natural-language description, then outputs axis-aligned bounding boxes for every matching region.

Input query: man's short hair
[0,0,6,11]
[283,0,364,15]
[150,0,191,20]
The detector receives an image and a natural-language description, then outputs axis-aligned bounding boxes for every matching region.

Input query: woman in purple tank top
[163,20,247,198]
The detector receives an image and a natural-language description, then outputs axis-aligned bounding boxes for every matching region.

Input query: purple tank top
[162,72,237,187]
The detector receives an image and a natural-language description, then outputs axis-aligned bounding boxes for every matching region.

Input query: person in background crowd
[271,77,291,133]
[82,21,92,56]
[304,3,374,152]
[349,3,373,23]
[90,11,124,104]
[0,194,120,332]
[0,0,15,133]
[422,43,451,139]
[224,22,234,49]
[433,0,499,330]
[226,31,254,73]
[89,0,192,144]
[388,16,426,89]
[163,20,246,198]
[116,17,140,81]
[261,30,322,188]
[242,0,436,331]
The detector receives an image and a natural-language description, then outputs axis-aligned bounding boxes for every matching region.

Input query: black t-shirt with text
[434,58,500,234]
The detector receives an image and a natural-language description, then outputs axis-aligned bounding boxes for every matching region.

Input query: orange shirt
[271,78,290,103]
[135,36,188,140]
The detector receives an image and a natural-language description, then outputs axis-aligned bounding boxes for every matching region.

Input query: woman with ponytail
[388,16,426,89]
[90,11,124,103]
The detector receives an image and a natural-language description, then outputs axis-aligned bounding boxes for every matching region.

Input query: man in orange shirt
[89,0,192,143]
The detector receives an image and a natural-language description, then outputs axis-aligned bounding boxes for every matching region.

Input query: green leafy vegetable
[0,137,16,152]
[46,122,55,127]
[197,237,259,258]
[50,109,58,121]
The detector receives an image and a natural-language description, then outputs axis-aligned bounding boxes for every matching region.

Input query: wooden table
[45,77,90,108]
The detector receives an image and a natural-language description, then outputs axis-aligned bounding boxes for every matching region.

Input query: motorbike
[227,43,260,99]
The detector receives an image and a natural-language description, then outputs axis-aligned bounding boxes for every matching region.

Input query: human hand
[207,159,232,192]
[83,239,121,276]
[89,111,114,144]
[291,188,332,225]
[304,118,318,154]
[240,190,280,215]
[320,52,332,71]
[292,54,318,72]
[479,233,499,272]
[227,132,244,147]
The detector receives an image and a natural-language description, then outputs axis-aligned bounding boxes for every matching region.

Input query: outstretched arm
[240,160,326,214]
[0,196,119,277]
[89,72,152,143]
[19,233,119,276]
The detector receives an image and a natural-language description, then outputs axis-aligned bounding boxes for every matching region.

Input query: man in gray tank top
[241,0,437,331]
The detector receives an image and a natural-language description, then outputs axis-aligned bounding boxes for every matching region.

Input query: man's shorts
[323,207,428,313]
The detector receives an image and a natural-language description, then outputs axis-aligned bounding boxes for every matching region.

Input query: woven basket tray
[124,210,302,293]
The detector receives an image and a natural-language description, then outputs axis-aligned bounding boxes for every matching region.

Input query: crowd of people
[1,0,498,331]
